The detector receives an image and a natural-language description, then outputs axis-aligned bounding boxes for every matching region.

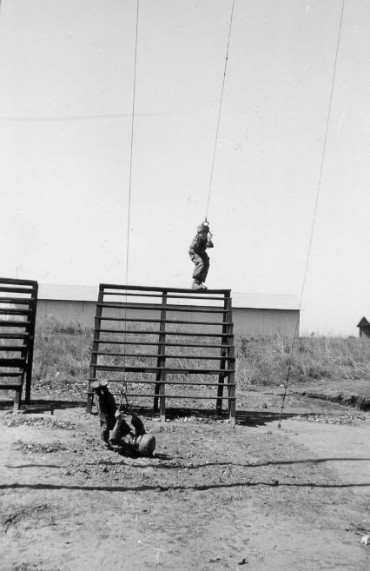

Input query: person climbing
[189,220,214,289]
[92,380,156,456]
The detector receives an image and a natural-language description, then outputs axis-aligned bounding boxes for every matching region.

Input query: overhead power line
[125,0,140,286]
[278,0,346,428]
[118,0,140,411]
[205,0,236,219]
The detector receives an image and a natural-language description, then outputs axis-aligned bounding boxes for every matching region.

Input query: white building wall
[233,308,299,337]
[36,299,299,337]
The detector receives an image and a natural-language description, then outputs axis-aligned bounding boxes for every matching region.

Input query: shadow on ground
[0,399,85,413]
[0,398,337,429]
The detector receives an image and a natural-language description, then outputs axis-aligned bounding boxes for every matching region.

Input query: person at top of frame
[188,219,214,290]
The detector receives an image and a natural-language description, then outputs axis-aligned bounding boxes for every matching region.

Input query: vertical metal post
[154,291,167,420]
[13,387,21,412]
[224,295,236,424]
[25,282,38,405]
[228,333,236,426]
[216,292,230,414]
[159,378,166,423]
[86,286,104,413]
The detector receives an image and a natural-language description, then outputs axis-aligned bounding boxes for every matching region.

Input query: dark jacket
[189,233,214,256]
[96,387,117,430]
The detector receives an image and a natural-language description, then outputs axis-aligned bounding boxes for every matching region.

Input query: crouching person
[92,380,156,457]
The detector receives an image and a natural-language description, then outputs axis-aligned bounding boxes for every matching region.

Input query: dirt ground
[1,386,370,571]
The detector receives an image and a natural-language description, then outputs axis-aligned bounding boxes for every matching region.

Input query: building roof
[357,316,370,328]
[39,284,98,302]
[232,292,299,311]
[38,284,300,311]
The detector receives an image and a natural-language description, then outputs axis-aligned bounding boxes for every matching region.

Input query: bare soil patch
[1,386,370,571]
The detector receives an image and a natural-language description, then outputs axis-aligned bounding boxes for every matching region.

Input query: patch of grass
[32,319,233,401]
[5,415,76,430]
[11,565,40,571]
[32,318,93,397]
[10,558,60,571]
[236,335,370,388]
[13,440,68,454]
[290,413,366,425]
[31,320,370,397]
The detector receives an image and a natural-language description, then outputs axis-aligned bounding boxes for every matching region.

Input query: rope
[125,0,140,287]
[278,0,345,428]
[205,0,236,219]
[119,0,140,411]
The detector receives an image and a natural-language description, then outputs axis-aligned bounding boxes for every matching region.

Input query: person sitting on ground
[109,410,156,457]
[189,220,214,290]
[92,380,156,457]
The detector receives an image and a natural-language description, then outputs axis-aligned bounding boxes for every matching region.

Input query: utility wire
[119,0,140,410]
[278,0,345,428]
[205,0,236,219]
[125,0,140,287]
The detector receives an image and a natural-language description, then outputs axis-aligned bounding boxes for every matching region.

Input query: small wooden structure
[87,284,236,423]
[357,317,370,338]
[0,278,38,410]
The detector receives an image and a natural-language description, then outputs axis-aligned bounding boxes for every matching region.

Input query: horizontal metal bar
[89,378,235,387]
[103,291,225,301]
[166,294,226,301]
[0,277,37,286]
[0,371,23,377]
[97,339,233,348]
[0,286,36,294]
[97,328,232,338]
[110,393,236,400]
[0,308,32,315]
[103,292,163,299]
[103,291,226,302]
[97,316,230,326]
[0,298,34,305]
[93,351,232,361]
[100,283,231,295]
[0,358,25,367]
[98,303,226,314]
[0,333,30,339]
[0,346,26,352]
[92,364,235,374]
[0,320,31,327]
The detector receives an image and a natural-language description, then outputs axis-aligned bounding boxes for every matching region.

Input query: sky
[0,0,369,336]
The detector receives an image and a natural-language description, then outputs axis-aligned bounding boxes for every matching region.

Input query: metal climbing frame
[0,277,38,410]
[86,284,236,424]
